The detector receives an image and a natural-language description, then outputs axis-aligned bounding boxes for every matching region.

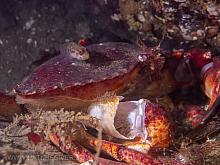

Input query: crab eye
[78,50,82,54]
[79,48,87,55]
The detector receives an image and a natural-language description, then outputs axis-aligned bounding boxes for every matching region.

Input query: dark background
[0,0,129,92]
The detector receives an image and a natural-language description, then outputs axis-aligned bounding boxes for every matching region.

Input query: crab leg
[49,133,127,165]
[47,118,160,164]
[48,131,190,165]
[75,130,161,165]
[49,133,93,163]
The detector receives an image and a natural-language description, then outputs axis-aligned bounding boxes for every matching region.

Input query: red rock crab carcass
[0,42,175,164]
[1,42,219,164]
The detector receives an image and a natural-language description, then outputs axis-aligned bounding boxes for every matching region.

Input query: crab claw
[88,98,172,149]
[202,58,219,105]
[184,48,220,124]
[87,96,129,139]
[201,96,220,124]
[201,57,220,124]
[88,97,148,140]
[145,100,172,148]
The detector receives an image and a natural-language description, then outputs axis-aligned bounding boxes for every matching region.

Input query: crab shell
[15,42,163,111]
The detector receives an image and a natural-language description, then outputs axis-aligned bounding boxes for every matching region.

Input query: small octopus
[60,42,90,60]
